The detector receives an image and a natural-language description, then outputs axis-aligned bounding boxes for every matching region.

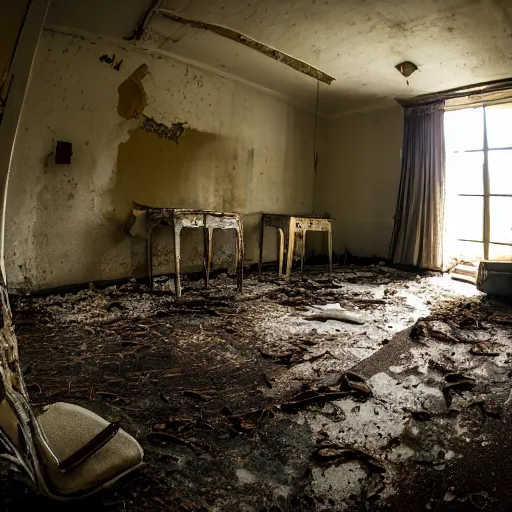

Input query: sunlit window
[444,104,512,264]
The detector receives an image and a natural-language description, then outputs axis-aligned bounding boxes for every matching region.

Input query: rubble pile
[4,265,512,511]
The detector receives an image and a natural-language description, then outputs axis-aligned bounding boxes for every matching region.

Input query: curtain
[389,101,446,269]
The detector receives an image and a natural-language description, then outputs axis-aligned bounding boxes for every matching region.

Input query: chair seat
[37,402,143,496]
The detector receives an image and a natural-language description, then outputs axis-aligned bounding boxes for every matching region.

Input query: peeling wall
[314,107,403,259]
[6,30,318,291]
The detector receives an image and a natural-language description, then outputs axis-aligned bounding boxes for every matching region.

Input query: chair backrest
[0,283,61,495]
[0,285,24,396]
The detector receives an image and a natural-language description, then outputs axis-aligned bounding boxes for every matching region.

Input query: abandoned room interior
[2,0,512,510]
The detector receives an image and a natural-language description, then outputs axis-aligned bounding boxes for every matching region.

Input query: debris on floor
[2,264,512,511]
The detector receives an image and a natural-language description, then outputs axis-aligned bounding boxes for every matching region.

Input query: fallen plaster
[7,264,500,509]
[8,273,512,507]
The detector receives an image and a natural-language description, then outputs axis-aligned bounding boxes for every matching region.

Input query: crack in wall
[125,0,162,41]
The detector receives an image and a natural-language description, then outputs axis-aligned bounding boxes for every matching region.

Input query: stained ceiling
[46,0,512,116]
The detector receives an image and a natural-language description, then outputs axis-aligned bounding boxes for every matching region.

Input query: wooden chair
[0,285,144,500]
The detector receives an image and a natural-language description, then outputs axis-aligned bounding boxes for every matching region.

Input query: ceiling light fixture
[395,61,418,78]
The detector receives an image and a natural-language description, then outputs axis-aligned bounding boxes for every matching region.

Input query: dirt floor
[1,264,512,511]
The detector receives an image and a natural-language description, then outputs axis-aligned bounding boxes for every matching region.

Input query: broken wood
[280,372,373,412]
[280,388,354,412]
[337,372,373,397]
[313,444,385,473]
[146,431,203,452]
[222,407,275,432]
[257,348,296,365]
[156,10,335,85]
[183,389,216,401]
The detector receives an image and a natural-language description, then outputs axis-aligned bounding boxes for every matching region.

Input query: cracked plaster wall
[314,107,404,260]
[6,30,320,291]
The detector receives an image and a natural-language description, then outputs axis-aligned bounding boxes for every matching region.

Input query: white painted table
[133,206,244,297]
[258,214,333,278]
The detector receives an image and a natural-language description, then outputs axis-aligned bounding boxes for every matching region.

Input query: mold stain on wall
[6,31,318,291]
[112,126,248,275]
[113,126,247,218]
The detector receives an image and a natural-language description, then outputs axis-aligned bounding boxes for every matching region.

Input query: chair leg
[258,216,264,279]
[327,224,333,275]
[173,224,182,298]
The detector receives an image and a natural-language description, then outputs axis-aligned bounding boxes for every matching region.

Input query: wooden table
[133,206,244,297]
[258,214,333,278]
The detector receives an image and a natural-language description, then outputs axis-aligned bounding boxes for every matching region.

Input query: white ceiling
[46,0,512,116]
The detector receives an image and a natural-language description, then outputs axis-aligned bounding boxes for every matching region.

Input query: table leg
[203,226,214,288]
[327,223,333,275]
[147,226,155,290]
[236,220,244,292]
[300,229,307,274]
[277,228,284,277]
[173,223,182,298]
[285,219,295,280]
[258,216,264,278]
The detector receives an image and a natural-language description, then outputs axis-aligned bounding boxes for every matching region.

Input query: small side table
[133,206,244,297]
[258,214,333,278]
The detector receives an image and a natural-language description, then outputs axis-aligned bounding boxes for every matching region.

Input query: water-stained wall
[6,30,319,291]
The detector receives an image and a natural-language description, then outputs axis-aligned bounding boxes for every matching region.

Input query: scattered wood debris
[313,444,385,473]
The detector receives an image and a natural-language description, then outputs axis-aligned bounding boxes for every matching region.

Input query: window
[444,104,512,262]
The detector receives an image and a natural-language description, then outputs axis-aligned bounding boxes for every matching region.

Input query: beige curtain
[389,101,446,269]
